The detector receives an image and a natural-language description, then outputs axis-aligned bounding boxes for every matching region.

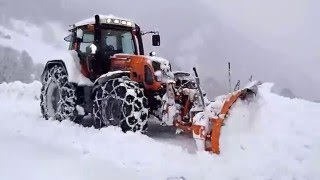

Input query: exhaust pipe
[94,15,101,48]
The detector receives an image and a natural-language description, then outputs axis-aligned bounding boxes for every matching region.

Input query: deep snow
[0,81,319,180]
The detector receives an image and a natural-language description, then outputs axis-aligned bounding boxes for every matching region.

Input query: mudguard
[41,50,92,86]
[41,60,67,83]
[92,70,130,94]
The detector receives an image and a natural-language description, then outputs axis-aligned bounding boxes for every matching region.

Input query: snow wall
[0,81,319,180]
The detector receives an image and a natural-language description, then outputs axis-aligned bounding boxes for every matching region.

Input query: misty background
[0,0,319,101]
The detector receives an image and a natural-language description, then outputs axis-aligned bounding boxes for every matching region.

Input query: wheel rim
[46,81,61,117]
[101,95,123,126]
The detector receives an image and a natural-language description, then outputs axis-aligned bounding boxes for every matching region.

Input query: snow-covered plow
[162,70,261,154]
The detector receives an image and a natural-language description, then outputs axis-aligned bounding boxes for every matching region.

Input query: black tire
[93,77,148,132]
[40,65,77,121]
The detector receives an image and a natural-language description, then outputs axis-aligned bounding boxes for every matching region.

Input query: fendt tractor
[40,15,259,154]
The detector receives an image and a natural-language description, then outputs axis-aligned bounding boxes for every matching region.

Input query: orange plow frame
[210,91,243,154]
[173,86,257,154]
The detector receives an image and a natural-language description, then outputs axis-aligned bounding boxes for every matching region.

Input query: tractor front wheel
[93,77,148,132]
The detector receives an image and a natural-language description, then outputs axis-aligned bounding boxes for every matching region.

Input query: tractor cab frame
[64,15,160,81]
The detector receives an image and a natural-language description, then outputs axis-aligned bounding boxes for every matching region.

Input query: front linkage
[162,68,261,154]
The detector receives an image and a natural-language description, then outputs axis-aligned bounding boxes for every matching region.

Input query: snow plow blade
[209,81,260,154]
[173,81,261,154]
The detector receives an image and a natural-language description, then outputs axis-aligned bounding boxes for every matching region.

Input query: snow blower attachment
[170,68,260,154]
[40,14,260,155]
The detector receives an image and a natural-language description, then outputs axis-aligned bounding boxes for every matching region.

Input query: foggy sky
[0,0,319,101]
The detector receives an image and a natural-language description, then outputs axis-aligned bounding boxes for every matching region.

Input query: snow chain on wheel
[93,77,148,132]
[40,65,77,121]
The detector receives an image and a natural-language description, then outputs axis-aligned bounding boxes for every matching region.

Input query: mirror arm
[141,31,159,35]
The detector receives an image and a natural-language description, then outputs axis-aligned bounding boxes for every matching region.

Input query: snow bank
[0,81,41,100]
[220,83,320,179]
[0,81,319,180]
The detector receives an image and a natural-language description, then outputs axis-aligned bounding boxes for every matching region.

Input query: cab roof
[70,14,136,29]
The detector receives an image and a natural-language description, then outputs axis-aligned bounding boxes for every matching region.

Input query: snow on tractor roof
[73,14,135,28]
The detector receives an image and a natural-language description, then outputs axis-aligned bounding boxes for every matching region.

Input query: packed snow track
[0,81,319,180]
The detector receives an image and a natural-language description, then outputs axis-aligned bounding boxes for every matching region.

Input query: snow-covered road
[0,81,319,180]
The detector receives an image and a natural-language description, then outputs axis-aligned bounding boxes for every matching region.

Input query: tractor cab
[64,15,160,81]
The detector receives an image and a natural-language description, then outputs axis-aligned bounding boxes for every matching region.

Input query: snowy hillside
[0,81,319,180]
[0,19,67,64]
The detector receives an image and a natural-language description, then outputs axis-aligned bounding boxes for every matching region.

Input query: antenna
[228,62,231,93]
[249,75,253,82]
[234,80,240,91]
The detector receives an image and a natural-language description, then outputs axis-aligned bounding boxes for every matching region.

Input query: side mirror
[64,34,72,42]
[152,34,160,46]
[76,29,84,40]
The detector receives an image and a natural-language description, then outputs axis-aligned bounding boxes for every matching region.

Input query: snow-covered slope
[0,19,67,63]
[0,81,319,180]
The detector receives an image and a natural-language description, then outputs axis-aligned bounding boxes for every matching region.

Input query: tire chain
[40,65,77,121]
[93,77,148,132]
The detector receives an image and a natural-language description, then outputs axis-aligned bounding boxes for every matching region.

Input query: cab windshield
[79,29,136,55]
[102,29,136,54]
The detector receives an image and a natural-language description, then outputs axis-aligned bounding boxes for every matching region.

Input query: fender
[41,60,67,83]
[92,70,131,94]
[41,50,93,86]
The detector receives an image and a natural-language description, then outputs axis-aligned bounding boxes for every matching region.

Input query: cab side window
[79,33,94,54]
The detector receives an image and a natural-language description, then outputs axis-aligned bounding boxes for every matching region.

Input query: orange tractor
[40,14,259,154]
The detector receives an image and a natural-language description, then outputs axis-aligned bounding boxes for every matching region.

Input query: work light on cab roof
[72,15,135,28]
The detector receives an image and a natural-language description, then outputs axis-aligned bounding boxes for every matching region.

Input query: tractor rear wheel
[40,65,77,121]
[93,77,148,132]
